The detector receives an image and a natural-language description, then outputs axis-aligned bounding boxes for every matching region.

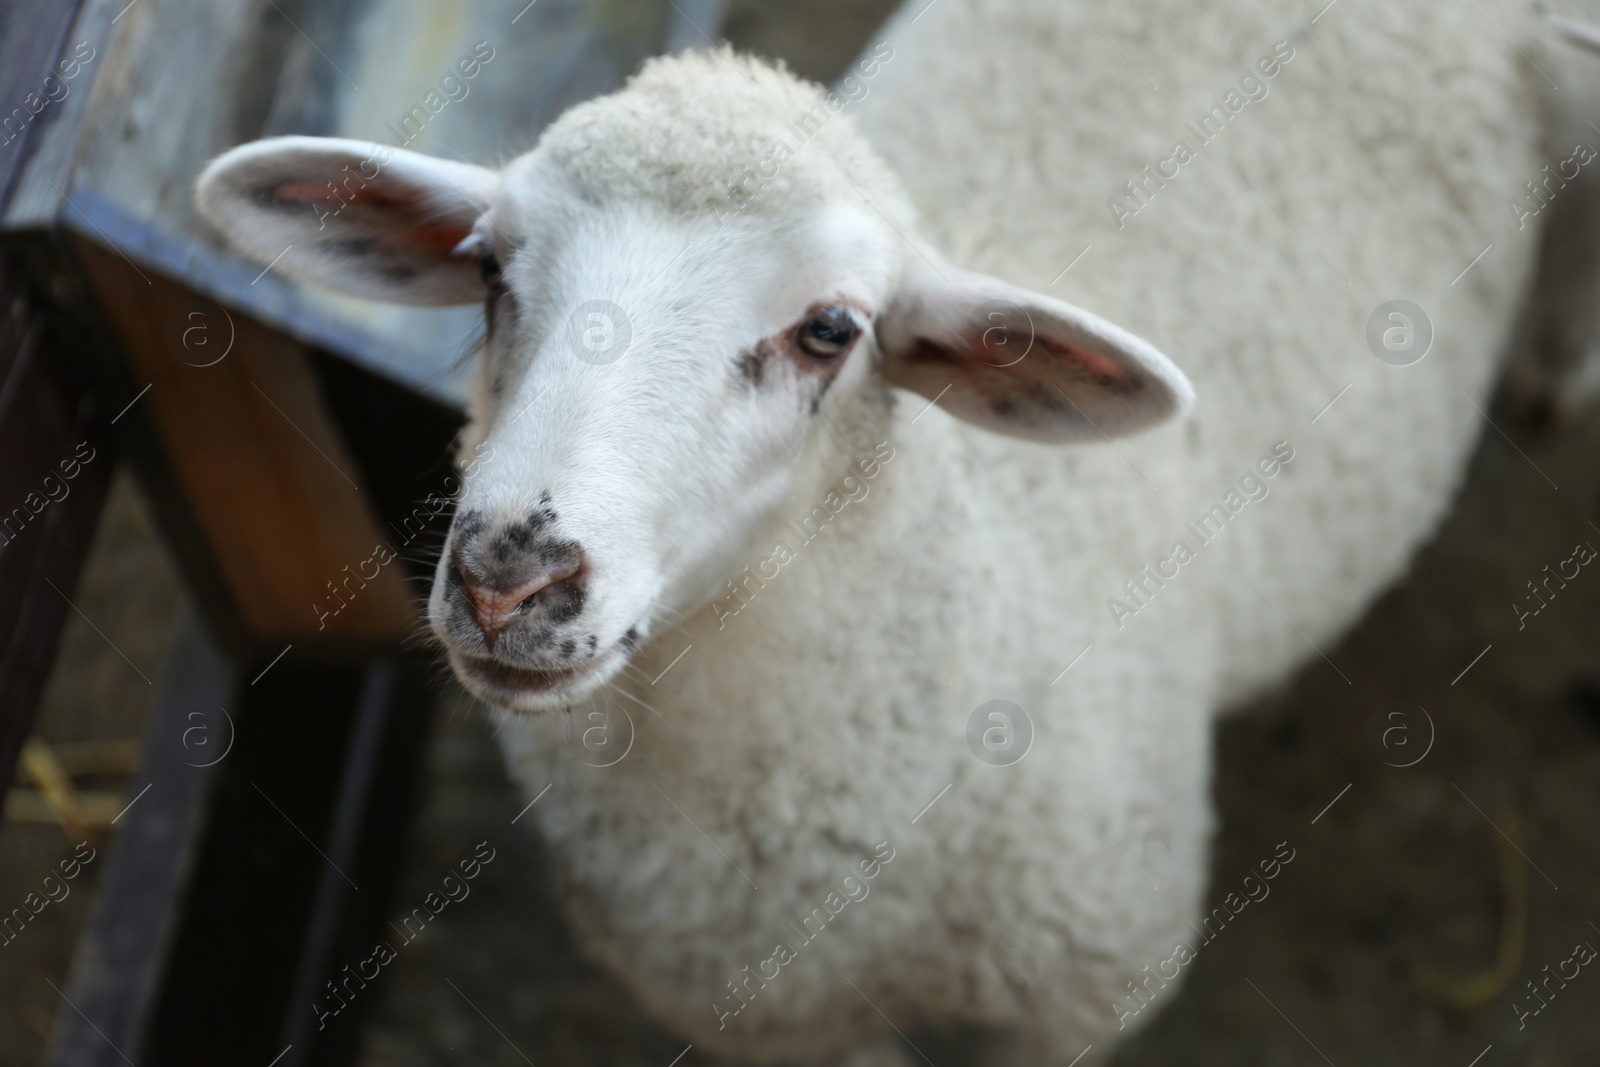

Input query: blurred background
[1,1,1597,1065]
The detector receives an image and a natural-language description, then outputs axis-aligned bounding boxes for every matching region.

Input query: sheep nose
[456,555,583,651]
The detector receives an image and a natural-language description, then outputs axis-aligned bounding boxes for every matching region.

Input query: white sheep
[197,0,1567,1061]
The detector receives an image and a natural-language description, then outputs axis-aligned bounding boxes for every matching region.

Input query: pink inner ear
[274,180,415,207]
[1038,335,1129,383]
[969,315,1130,383]
[408,223,475,251]
[272,181,471,252]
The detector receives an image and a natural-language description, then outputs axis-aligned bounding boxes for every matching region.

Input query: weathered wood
[278,660,402,1067]
[309,350,466,579]
[42,609,234,1067]
[0,254,115,803]
[0,0,102,823]
[73,234,416,647]
[124,652,436,1066]
[2,7,734,1061]
[278,658,439,1067]
[6,0,713,408]
[42,626,435,1067]
[0,0,88,206]
[135,653,368,1066]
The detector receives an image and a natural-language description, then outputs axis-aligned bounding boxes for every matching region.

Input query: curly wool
[538,48,915,227]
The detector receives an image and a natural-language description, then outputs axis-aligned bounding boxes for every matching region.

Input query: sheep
[195,0,1567,1061]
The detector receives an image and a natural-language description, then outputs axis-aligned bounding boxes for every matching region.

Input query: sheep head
[196,49,1192,712]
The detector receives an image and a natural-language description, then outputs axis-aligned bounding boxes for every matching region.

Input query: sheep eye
[797,308,857,359]
[479,253,502,289]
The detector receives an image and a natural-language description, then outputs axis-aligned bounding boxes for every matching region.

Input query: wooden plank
[55,187,469,408]
[0,255,115,803]
[73,234,416,647]
[0,0,101,810]
[124,652,436,1066]
[277,657,437,1067]
[41,608,234,1067]
[0,0,88,207]
[5,0,713,407]
[277,660,401,1067]
[1,0,135,233]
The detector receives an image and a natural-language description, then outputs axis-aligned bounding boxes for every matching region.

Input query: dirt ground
[4,2,1600,1066]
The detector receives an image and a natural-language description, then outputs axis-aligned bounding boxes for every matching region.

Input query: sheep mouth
[453,646,626,711]
[463,656,579,691]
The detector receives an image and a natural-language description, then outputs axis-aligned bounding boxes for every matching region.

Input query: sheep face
[431,171,910,712]
[194,52,1193,712]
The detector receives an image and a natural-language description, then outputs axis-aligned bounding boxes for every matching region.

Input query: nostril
[496,558,581,607]
[453,550,585,650]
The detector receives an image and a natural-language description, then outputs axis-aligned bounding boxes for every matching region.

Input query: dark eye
[797,307,857,359]
[479,253,502,289]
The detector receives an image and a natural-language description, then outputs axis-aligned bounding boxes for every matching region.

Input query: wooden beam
[42,609,233,1067]
[118,651,437,1066]
[0,255,115,802]
[73,235,416,647]
[0,0,87,207]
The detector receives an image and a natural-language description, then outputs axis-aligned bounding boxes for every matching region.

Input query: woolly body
[194,1,1553,1062]
[486,2,1547,1062]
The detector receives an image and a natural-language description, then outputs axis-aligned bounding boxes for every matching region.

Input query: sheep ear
[878,262,1194,442]
[195,136,500,306]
